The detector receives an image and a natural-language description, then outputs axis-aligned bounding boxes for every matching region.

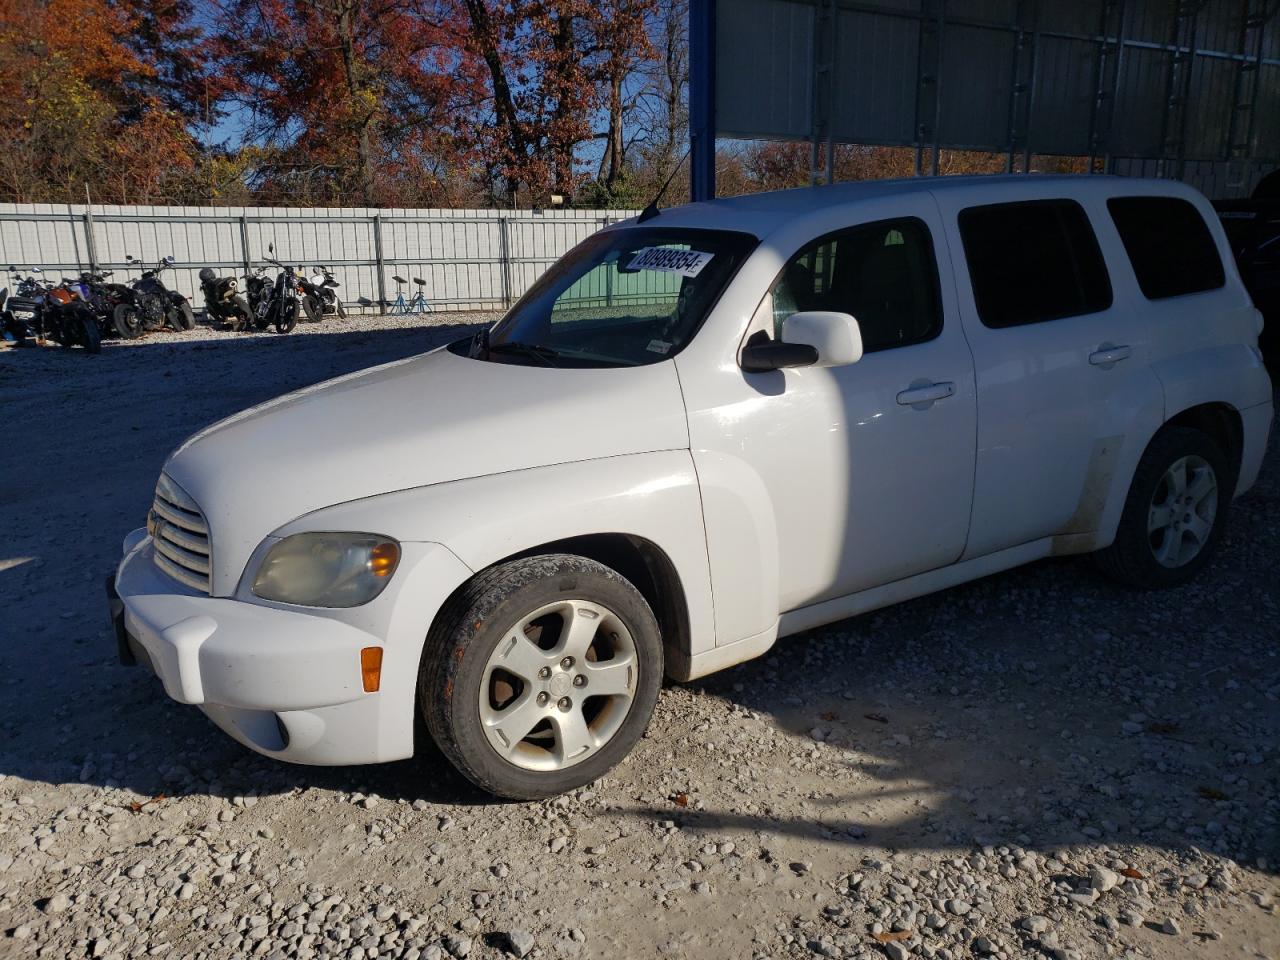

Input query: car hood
[162,345,690,594]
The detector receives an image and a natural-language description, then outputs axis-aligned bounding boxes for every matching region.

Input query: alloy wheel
[1148,454,1217,568]
[478,599,638,771]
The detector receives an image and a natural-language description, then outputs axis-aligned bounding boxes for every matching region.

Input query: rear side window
[959,199,1112,328]
[1108,197,1225,300]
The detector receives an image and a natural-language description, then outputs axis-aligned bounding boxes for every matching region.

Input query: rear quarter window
[958,199,1113,328]
[1108,196,1226,300]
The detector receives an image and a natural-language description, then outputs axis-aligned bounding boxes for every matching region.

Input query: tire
[420,554,663,800]
[1095,426,1233,589]
[335,300,347,319]
[302,295,321,323]
[275,299,298,334]
[78,313,101,354]
[170,301,195,331]
[113,303,144,339]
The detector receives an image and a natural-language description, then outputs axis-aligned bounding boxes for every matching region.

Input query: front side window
[474,226,757,367]
[1109,196,1225,300]
[762,217,942,353]
[959,199,1112,328]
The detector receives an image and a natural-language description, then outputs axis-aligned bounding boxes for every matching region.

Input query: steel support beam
[690,0,717,202]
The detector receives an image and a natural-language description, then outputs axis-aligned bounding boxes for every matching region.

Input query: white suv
[109,176,1273,799]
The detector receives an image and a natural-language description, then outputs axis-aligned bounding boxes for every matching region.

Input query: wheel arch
[1163,401,1244,491]
[427,532,694,683]
[1060,400,1245,556]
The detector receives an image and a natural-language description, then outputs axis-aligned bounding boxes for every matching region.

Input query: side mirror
[741,335,818,372]
[125,255,135,263]
[781,311,863,367]
[268,243,274,254]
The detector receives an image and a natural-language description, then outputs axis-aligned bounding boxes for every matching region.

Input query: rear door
[934,190,1163,558]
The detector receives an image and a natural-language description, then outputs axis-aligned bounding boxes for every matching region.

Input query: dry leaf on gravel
[872,930,912,943]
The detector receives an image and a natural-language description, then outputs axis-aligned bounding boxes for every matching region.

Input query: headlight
[251,533,400,607]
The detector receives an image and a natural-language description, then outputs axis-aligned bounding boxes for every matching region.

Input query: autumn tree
[209,0,479,206]
[0,0,200,203]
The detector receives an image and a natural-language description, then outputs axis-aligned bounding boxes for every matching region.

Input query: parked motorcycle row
[1,243,345,354]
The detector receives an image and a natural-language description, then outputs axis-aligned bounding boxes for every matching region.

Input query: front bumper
[109,532,472,765]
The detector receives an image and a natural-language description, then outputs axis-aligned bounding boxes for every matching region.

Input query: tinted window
[766,218,941,353]
[1109,196,1225,299]
[959,199,1112,328]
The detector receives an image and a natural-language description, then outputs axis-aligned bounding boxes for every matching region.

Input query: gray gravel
[0,317,1277,960]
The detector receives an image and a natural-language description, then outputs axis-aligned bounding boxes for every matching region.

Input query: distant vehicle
[298,265,345,322]
[199,268,252,331]
[113,255,196,338]
[109,175,1272,800]
[1215,198,1279,361]
[260,246,300,334]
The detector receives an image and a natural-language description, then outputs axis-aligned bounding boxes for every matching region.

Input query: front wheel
[170,301,195,331]
[78,312,101,354]
[1095,426,1232,588]
[275,298,298,334]
[302,295,323,323]
[421,555,663,800]
[113,303,144,339]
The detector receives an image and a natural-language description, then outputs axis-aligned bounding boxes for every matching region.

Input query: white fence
[0,204,640,313]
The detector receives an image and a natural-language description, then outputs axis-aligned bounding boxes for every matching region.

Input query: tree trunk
[335,0,375,205]
[598,66,624,188]
[461,0,526,198]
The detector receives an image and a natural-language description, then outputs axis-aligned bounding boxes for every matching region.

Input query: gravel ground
[0,315,1277,960]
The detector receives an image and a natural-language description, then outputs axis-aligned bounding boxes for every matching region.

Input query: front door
[681,200,978,623]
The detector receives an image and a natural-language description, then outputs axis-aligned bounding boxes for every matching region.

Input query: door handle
[1089,344,1131,366]
[896,381,955,407]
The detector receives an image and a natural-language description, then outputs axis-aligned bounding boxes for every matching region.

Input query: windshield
[472,226,757,367]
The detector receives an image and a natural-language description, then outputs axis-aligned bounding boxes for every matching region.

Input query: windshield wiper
[487,341,562,367]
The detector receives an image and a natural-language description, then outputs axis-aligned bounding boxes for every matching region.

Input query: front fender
[274,451,719,664]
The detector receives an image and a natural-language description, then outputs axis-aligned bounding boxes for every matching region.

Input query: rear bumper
[110,531,472,765]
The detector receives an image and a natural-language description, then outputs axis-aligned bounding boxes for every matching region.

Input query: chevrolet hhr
[109,176,1273,798]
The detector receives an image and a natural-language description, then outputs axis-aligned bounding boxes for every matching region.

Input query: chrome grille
[149,474,211,593]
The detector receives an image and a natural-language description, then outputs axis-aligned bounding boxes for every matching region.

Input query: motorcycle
[3,268,45,345]
[298,265,345,322]
[45,278,102,353]
[113,255,196,339]
[199,267,253,331]
[262,246,300,334]
[75,270,127,338]
[243,266,274,330]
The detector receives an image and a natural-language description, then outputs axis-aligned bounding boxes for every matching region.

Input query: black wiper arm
[487,341,561,367]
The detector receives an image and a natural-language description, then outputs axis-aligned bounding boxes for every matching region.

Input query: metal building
[690,0,1280,200]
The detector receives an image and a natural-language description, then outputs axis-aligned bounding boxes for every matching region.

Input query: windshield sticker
[628,247,714,277]
[646,339,672,354]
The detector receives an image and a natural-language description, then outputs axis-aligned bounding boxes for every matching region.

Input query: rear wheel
[1095,427,1232,588]
[421,555,663,800]
[113,303,144,339]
